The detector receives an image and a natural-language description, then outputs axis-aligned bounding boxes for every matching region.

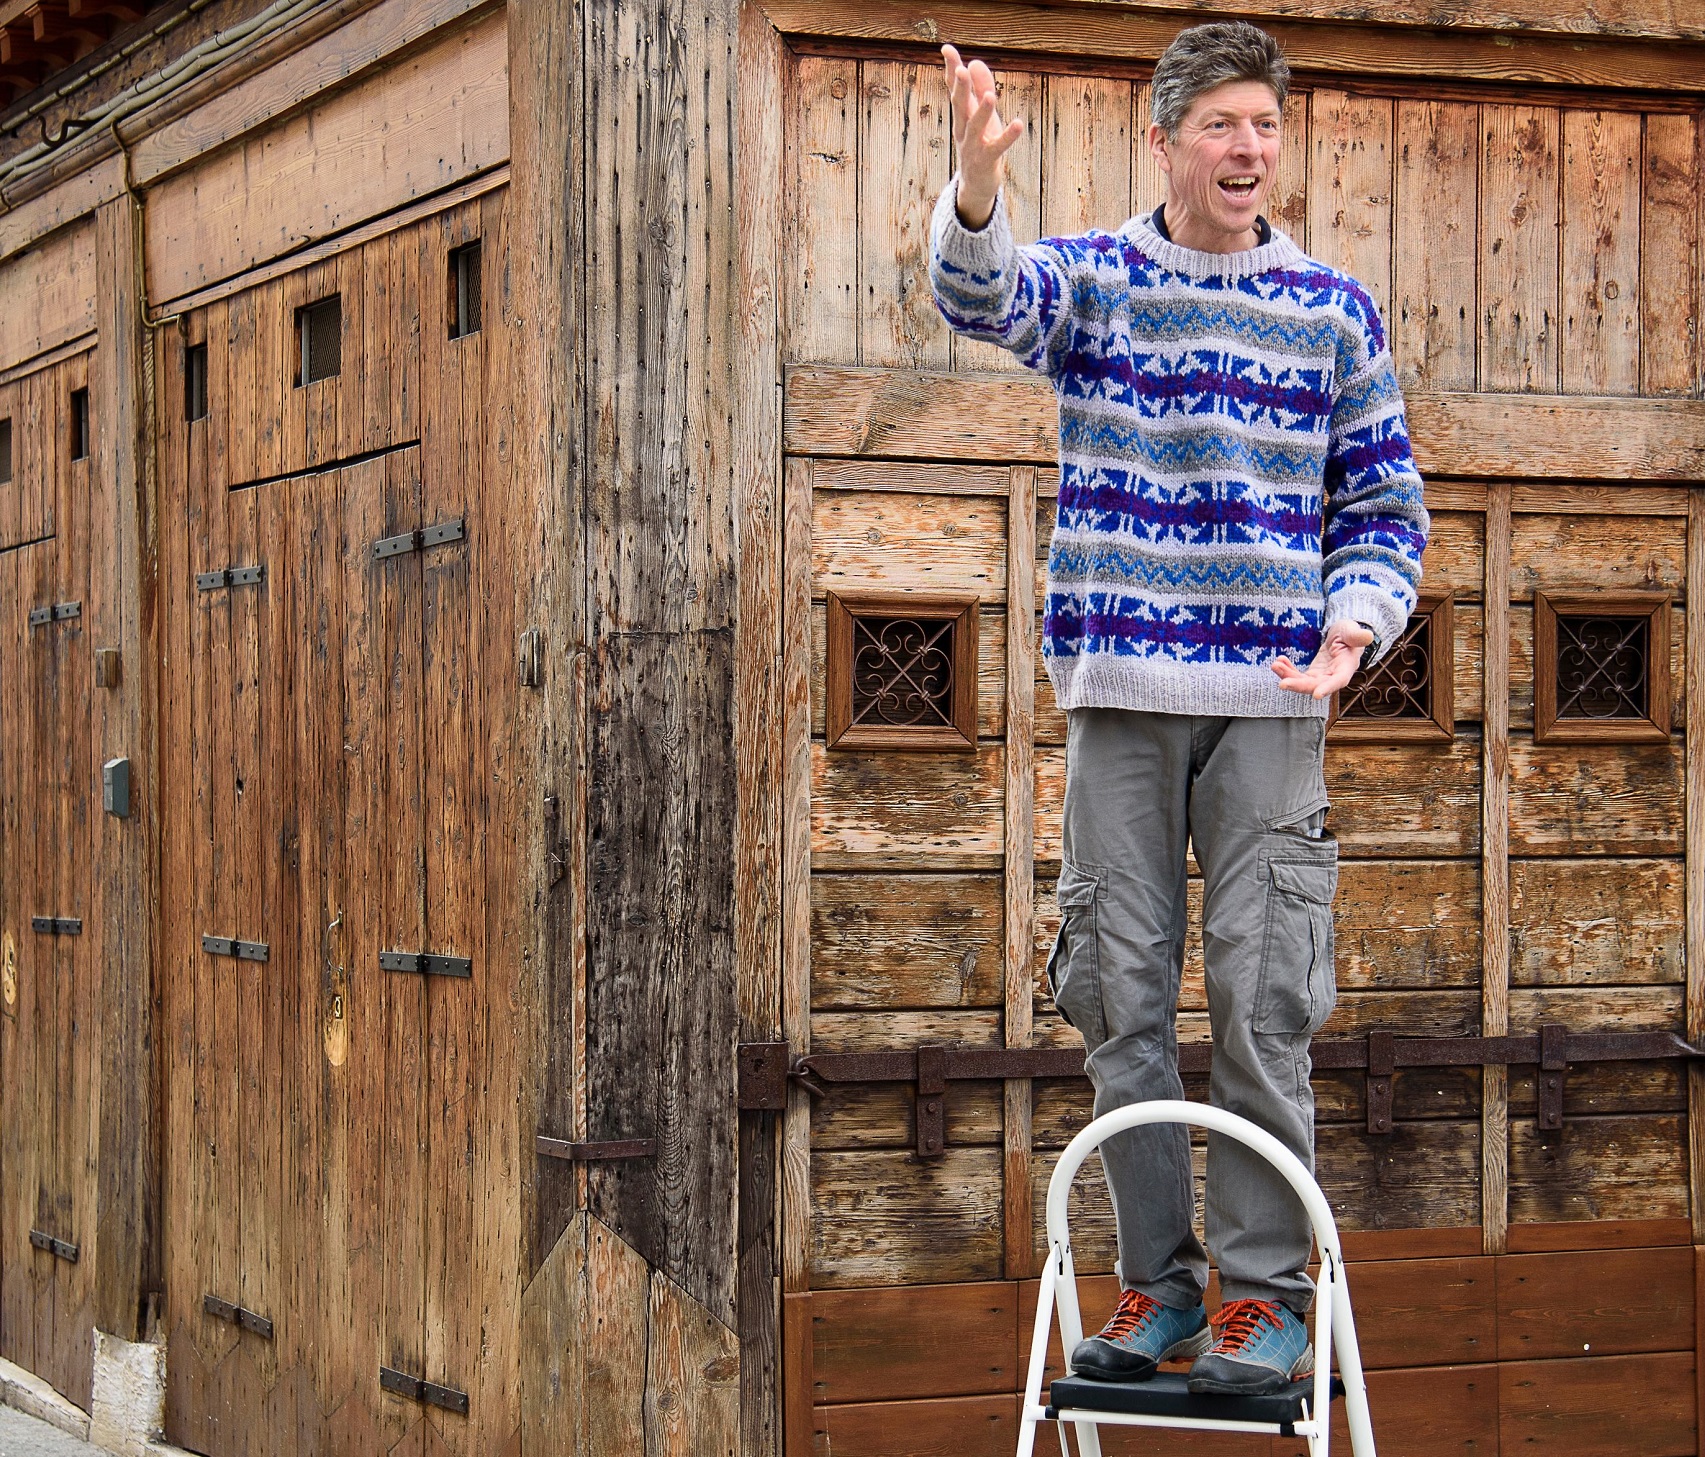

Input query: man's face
[1150,80,1282,249]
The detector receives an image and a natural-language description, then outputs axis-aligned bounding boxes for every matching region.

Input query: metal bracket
[29,1230,78,1262]
[915,1043,947,1158]
[379,951,472,978]
[1365,1031,1395,1136]
[203,1294,274,1339]
[31,917,81,936]
[535,1135,658,1162]
[27,600,81,627]
[379,1366,468,1416]
[373,518,465,560]
[1538,1022,1567,1132]
[202,935,270,962]
[737,1042,790,1111]
[195,565,265,591]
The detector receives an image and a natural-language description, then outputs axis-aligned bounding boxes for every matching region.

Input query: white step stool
[1017,1100,1377,1457]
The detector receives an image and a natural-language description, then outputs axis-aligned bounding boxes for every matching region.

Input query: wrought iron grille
[1555,614,1648,719]
[850,614,957,728]
[1340,615,1432,720]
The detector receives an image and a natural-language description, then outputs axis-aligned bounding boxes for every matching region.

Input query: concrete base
[0,1356,91,1442]
[0,1335,198,1457]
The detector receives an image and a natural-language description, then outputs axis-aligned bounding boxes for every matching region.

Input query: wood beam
[1481,483,1511,1257]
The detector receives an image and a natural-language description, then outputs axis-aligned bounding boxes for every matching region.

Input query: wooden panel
[1270,87,1310,247]
[1509,857,1683,986]
[1479,104,1560,393]
[812,1080,1004,1152]
[859,60,950,371]
[811,873,1004,1009]
[1508,739,1683,857]
[145,14,509,302]
[1641,113,1700,397]
[788,55,859,366]
[811,1149,1004,1286]
[1507,984,1682,1032]
[1509,511,1686,600]
[1499,1351,1695,1456]
[1497,1246,1694,1359]
[1561,110,1642,396]
[1040,75,1130,236]
[1511,1060,1686,1117]
[1290,1362,1500,1457]
[815,1393,1017,1457]
[813,489,1007,602]
[1307,90,1392,322]
[1509,1114,1689,1224]
[1392,101,1477,391]
[814,744,1005,861]
[1506,1216,1693,1252]
[808,1283,1018,1402]
[0,221,94,371]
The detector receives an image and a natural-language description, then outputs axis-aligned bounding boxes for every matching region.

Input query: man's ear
[1147,122,1172,177]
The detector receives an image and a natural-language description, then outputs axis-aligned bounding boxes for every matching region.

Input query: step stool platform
[1049,1371,1346,1429]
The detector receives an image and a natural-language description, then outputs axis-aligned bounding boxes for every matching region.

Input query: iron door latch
[195,565,265,591]
[29,1230,77,1262]
[379,951,472,978]
[380,1366,468,1415]
[203,1294,273,1339]
[535,1135,658,1162]
[202,935,269,962]
[31,917,81,935]
[27,601,80,627]
[373,518,465,560]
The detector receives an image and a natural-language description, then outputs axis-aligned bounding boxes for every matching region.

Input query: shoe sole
[1187,1357,1315,1398]
[1073,1327,1213,1383]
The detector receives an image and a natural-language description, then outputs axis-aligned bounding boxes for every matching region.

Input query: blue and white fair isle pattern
[929,180,1429,719]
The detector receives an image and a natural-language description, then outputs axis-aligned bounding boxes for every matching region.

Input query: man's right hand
[942,44,1023,230]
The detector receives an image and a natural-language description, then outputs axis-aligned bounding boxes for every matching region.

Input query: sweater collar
[1120,212,1305,283]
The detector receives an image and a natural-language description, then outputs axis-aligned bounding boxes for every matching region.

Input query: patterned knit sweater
[929,181,1429,719]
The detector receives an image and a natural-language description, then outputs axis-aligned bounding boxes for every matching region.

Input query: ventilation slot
[70,389,89,461]
[298,296,342,385]
[0,417,11,485]
[186,344,208,421]
[450,242,482,339]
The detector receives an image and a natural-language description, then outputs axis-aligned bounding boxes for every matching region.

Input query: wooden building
[0,0,1703,1452]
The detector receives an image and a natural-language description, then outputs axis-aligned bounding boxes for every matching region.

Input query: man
[929,23,1427,1396]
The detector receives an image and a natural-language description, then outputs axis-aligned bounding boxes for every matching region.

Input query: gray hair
[1151,22,1289,139]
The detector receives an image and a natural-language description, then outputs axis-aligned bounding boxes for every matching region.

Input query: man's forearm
[955,174,998,230]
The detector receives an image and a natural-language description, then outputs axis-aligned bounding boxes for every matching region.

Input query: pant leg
[1054,708,1206,1308]
[1187,715,1336,1314]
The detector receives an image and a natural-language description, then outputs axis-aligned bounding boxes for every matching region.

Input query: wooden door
[776,35,1705,1457]
[0,349,100,1413]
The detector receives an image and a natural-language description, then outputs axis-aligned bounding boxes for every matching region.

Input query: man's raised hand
[942,44,1023,229]
[1270,620,1375,700]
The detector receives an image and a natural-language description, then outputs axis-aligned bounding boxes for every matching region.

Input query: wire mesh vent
[0,417,11,485]
[70,388,89,461]
[450,242,482,339]
[298,296,342,385]
[826,592,978,750]
[185,345,208,422]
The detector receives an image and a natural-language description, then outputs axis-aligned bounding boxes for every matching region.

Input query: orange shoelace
[1100,1289,1162,1341]
[1207,1297,1285,1352]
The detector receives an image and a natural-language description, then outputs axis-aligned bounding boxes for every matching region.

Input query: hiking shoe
[1070,1289,1210,1382]
[1187,1298,1314,1396]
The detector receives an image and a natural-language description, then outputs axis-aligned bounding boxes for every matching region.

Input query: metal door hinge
[196,565,265,591]
[31,917,81,936]
[27,601,80,627]
[202,935,269,962]
[373,518,464,560]
[380,1366,468,1415]
[379,951,472,978]
[737,1042,791,1111]
[203,1294,273,1339]
[535,1135,657,1162]
[29,1230,78,1262]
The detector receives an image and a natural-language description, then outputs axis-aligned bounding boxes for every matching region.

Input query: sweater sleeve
[1320,318,1430,659]
[928,176,1077,376]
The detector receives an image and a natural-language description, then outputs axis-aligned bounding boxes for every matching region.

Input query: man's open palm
[1271,621,1374,700]
[942,44,1023,227]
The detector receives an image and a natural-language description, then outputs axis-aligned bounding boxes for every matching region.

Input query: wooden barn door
[158,191,514,1455]
[0,348,101,1412]
[775,32,1705,1457]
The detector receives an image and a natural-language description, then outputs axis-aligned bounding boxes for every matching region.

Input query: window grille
[0,417,11,484]
[185,344,208,421]
[1331,594,1454,741]
[70,388,89,461]
[449,242,482,339]
[297,296,342,385]
[1534,591,1672,743]
[825,591,979,751]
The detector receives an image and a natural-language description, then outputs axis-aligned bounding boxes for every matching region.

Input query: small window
[297,295,342,385]
[185,344,208,421]
[0,418,11,484]
[449,241,482,339]
[1331,594,1455,741]
[825,591,979,751]
[1534,591,1672,743]
[70,388,89,461]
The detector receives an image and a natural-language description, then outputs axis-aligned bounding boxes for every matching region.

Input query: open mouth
[1217,175,1260,201]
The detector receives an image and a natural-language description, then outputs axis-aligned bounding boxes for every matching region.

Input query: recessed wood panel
[1510,511,1686,601]
[811,1149,1004,1286]
[1509,1114,1688,1224]
[1499,1351,1696,1457]
[1497,1245,1694,1359]
[813,743,1005,861]
[789,54,860,366]
[809,1283,1019,1403]
[1308,90,1393,323]
[814,1393,1018,1457]
[1510,857,1683,986]
[815,490,1007,602]
[0,223,95,373]
[1561,110,1643,397]
[1393,100,1478,392]
[1508,738,1682,856]
[812,873,1005,1010]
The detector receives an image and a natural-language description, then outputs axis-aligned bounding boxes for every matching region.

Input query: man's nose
[1227,121,1260,155]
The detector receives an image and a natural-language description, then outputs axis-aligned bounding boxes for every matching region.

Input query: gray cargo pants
[1046,708,1337,1314]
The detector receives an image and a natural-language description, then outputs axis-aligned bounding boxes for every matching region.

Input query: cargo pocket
[1253,850,1338,1036]
[1046,859,1107,1043]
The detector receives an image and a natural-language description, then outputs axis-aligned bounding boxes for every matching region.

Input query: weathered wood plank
[1640,113,1700,398]
[1561,109,1642,397]
[1482,481,1511,1259]
[1498,1351,1696,1457]
[816,743,1005,861]
[808,1283,1019,1402]
[783,458,815,1293]
[788,54,860,366]
[1508,738,1683,857]
[1510,857,1683,987]
[811,1149,1004,1287]
[812,488,1007,602]
[1479,104,1560,393]
[1509,1114,1689,1224]
[1497,1245,1694,1360]
[1510,509,1686,601]
[814,1393,1017,1457]
[1307,90,1392,322]
[811,873,1004,1009]
[1040,74,1130,236]
[1392,101,1477,392]
[0,220,94,372]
